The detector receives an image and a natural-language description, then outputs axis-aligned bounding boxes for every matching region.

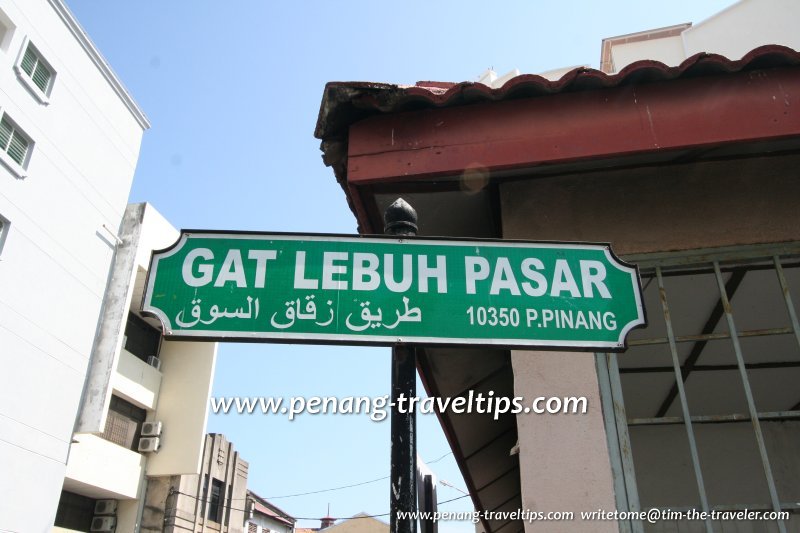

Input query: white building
[599,0,800,74]
[54,203,218,532]
[0,1,149,531]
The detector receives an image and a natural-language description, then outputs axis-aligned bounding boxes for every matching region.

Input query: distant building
[0,0,149,530]
[246,490,296,533]
[53,203,219,532]
[143,433,249,533]
[296,513,388,533]
[319,514,389,533]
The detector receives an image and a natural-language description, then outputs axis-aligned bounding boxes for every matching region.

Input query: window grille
[599,244,800,533]
[100,395,146,450]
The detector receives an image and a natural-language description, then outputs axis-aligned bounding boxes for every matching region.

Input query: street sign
[142,232,646,349]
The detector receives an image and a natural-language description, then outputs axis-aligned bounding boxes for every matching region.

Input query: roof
[315,45,800,234]
[247,490,295,525]
[315,45,799,142]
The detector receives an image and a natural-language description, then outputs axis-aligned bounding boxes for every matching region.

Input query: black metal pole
[385,198,418,533]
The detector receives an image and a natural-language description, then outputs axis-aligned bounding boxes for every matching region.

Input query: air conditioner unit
[90,515,116,532]
[147,355,161,370]
[94,499,117,515]
[138,436,160,453]
[141,420,163,437]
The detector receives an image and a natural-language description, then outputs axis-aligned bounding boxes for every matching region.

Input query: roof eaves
[315,45,800,143]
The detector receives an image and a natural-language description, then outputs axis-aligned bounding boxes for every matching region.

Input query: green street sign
[142,232,646,350]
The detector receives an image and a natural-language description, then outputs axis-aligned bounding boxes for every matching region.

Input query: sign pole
[385,198,418,533]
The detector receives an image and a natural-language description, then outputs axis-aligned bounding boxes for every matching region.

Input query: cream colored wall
[113,347,162,409]
[64,434,144,498]
[146,339,217,476]
[116,499,140,533]
[510,351,618,532]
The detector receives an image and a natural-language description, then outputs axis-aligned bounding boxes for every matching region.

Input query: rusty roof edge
[314,45,800,233]
[314,45,800,143]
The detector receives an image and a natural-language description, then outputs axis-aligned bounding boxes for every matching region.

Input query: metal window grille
[100,395,146,450]
[101,409,138,449]
[598,243,800,533]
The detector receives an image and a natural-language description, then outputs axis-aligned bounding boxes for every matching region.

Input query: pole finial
[384,198,418,236]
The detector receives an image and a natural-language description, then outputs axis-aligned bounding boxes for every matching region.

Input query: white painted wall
[606,0,800,73]
[0,0,147,530]
[249,513,295,533]
[64,434,144,499]
[113,348,162,410]
[610,35,685,71]
[683,0,800,61]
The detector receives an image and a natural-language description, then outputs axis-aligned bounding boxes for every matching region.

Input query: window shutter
[7,131,29,165]
[32,62,52,92]
[20,45,52,93]
[21,46,36,77]
[0,119,11,151]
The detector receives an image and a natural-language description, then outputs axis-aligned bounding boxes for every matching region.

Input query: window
[15,40,54,102]
[0,9,15,53]
[54,491,96,531]
[599,244,800,531]
[208,478,224,523]
[124,312,161,363]
[101,395,146,451]
[0,113,31,176]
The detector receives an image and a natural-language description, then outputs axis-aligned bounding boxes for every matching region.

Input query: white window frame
[14,37,55,105]
[0,110,33,179]
[0,213,9,257]
[0,9,16,53]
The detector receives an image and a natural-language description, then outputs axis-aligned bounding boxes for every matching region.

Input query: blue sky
[65,1,735,530]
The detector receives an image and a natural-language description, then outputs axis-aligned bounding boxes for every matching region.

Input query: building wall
[0,0,147,530]
[499,156,800,257]
[321,515,389,533]
[610,35,685,72]
[146,340,218,477]
[156,434,250,533]
[501,154,800,531]
[608,0,800,73]
[60,203,218,531]
[247,513,294,533]
[683,0,800,61]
